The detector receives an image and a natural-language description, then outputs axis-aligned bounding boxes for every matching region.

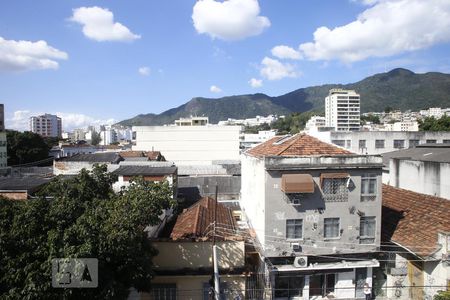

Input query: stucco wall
[390,159,450,200]
[0,192,27,200]
[132,126,241,165]
[241,154,266,247]
[152,241,245,270]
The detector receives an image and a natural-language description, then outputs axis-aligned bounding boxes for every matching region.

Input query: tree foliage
[361,114,380,125]
[0,165,174,299]
[434,291,450,300]
[6,130,50,166]
[271,111,318,135]
[419,116,450,131]
[90,131,102,146]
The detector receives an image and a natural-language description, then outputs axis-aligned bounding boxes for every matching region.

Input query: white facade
[174,116,208,126]
[390,121,419,132]
[29,113,62,138]
[99,129,117,146]
[325,89,360,131]
[309,130,450,155]
[241,130,277,150]
[218,114,278,126]
[132,125,242,165]
[305,115,326,131]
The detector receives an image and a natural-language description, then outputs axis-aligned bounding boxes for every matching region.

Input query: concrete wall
[132,126,242,165]
[389,159,450,200]
[139,275,246,300]
[53,161,118,175]
[241,155,266,247]
[0,131,7,168]
[152,241,245,270]
[262,167,382,257]
[309,130,450,155]
[178,175,241,201]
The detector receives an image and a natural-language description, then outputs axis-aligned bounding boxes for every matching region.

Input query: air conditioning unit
[293,256,308,268]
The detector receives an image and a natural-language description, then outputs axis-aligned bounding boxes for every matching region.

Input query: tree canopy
[419,116,450,131]
[0,165,175,299]
[6,130,51,166]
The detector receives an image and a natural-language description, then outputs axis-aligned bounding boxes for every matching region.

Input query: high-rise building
[325,89,360,131]
[29,113,62,138]
[0,104,7,167]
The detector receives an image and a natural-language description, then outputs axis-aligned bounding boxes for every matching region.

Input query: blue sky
[1,0,450,131]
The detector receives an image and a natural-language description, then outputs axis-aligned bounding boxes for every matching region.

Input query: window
[358,140,366,149]
[151,284,177,300]
[375,140,385,149]
[393,140,405,149]
[360,217,376,244]
[331,140,345,147]
[324,218,340,238]
[361,174,377,201]
[443,139,450,144]
[286,219,303,240]
[275,275,305,298]
[426,139,437,144]
[409,139,419,148]
[322,178,348,202]
[346,140,351,149]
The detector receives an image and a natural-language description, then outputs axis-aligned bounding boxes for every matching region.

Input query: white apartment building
[174,116,208,126]
[305,115,326,131]
[241,130,277,150]
[218,114,279,126]
[381,121,419,132]
[132,125,242,165]
[29,113,62,138]
[325,89,360,131]
[99,129,117,146]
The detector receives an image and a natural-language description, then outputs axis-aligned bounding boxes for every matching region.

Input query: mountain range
[119,68,450,126]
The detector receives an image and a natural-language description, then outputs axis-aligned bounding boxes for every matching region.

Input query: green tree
[434,291,450,300]
[6,130,51,165]
[419,116,450,131]
[90,131,102,146]
[361,114,380,125]
[271,111,318,134]
[0,165,174,299]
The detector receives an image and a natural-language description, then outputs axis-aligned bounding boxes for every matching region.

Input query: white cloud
[6,110,116,132]
[70,6,140,42]
[192,0,270,41]
[271,45,302,60]
[138,66,150,76]
[210,85,222,93]
[299,0,450,63]
[249,78,263,88]
[0,37,68,72]
[260,57,298,80]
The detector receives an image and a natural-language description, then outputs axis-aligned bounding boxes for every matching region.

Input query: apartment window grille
[322,178,348,202]
[393,140,405,149]
[286,219,303,240]
[361,174,377,202]
[375,140,385,149]
[359,216,376,244]
[324,218,340,238]
[150,284,177,300]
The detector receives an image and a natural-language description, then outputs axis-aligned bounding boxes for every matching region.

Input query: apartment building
[29,113,62,138]
[0,104,6,168]
[241,134,383,299]
[325,89,360,131]
[174,116,209,126]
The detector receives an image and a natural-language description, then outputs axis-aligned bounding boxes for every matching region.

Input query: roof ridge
[275,134,299,156]
[193,205,201,236]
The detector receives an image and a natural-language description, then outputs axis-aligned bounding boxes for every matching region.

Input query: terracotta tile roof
[171,197,236,241]
[147,151,164,161]
[119,151,145,158]
[382,184,450,258]
[246,134,353,158]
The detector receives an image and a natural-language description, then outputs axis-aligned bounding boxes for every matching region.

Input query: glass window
[346,140,351,149]
[324,218,340,238]
[331,140,345,147]
[426,139,437,144]
[286,219,303,239]
[360,217,376,244]
[359,140,366,149]
[275,275,305,298]
[443,139,450,144]
[409,139,419,148]
[393,140,405,149]
[151,283,177,300]
[322,178,348,202]
[361,174,377,201]
[375,140,385,149]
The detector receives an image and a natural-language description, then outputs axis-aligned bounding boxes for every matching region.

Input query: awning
[320,173,350,185]
[273,259,379,272]
[281,174,314,193]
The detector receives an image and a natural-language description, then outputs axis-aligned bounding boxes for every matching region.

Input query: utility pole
[212,185,220,300]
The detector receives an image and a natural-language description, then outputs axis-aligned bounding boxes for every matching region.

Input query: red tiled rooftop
[119,151,145,158]
[246,133,353,158]
[382,184,450,258]
[171,197,237,241]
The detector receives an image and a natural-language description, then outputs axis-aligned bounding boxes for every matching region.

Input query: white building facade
[29,113,62,138]
[132,125,242,165]
[325,89,360,131]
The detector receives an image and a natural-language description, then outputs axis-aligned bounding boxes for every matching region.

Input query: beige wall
[140,275,245,300]
[152,241,245,270]
[0,192,28,200]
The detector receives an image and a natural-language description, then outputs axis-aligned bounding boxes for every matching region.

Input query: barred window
[324,218,340,238]
[151,283,177,300]
[360,216,376,244]
[359,140,366,149]
[375,140,385,149]
[361,174,377,202]
[286,219,303,240]
[393,139,405,149]
[322,178,348,202]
